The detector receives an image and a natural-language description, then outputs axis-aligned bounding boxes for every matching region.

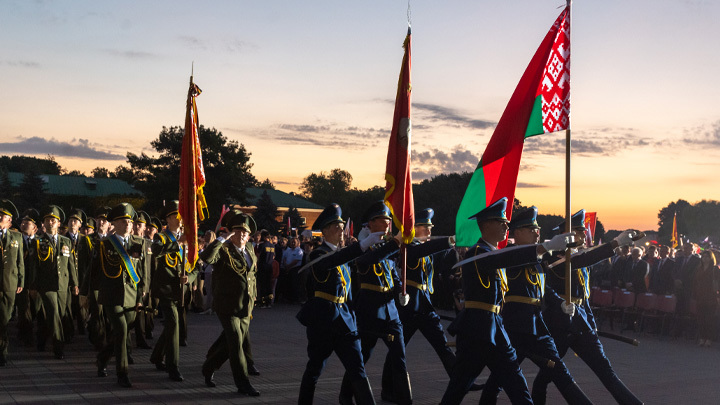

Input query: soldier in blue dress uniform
[440,198,575,405]
[533,210,643,405]
[296,203,386,405]
[380,208,482,402]
[339,201,457,405]
[479,206,592,404]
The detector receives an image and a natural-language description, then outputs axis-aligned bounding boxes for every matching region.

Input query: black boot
[339,374,354,405]
[393,372,412,405]
[351,377,376,405]
[559,382,593,405]
[380,355,394,402]
[298,375,316,405]
[609,380,643,405]
[237,379,260,396]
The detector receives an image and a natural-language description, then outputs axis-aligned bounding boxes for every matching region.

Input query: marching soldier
[86,206,112,350]
[440,198,574,404]
[532,210,643,405]
[150,200,197,382]
[340,201,454,405]
[200,210,261,396]
[478,206,592,404]
[28,205,78,360]
[65,209,92,337]
[95,203,146,388]
[380,208,483,401]
[297,204,385,404]
[17,209,40,348]
[132,210,153,349]
[0,199,24,366]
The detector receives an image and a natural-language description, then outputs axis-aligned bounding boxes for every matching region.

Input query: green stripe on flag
[455,161,487,247]
[524,95,544,138]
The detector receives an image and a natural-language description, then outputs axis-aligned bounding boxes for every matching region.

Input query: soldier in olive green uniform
[0,199,24,366]
[65,209,92,338]
[17,209,40,348]
[132,210,153,349]
[86,207,111,350]
[200,211,260,396]
[95,203,146,388]
[150,200,197,382]
[28,205,78,359]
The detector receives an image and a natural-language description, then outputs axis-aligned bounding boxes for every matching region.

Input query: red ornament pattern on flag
[540,9,570,133]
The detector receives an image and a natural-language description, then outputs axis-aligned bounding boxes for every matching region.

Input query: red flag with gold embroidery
[584,212,597,246]
[384,28,414,244]
[179,76,207,267]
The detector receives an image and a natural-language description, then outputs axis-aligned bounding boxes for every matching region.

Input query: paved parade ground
[1,303,719,404]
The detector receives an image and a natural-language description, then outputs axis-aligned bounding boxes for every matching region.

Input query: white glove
[360,231,387,251]
[614,230,637,246]
[398,293,410,307]
[542,232,575,252]
[561,300,576,316]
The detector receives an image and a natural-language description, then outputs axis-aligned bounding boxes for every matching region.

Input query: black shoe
[169,369,184,382]
[128,355,135,365]
[97,366,108,377]
[202,369,216,388]
[248,365,260,376]
[152,361,167,371]
[117,374,132,388]
[54,351,65,360]
[237,380,260,396]
[180,339,187,347]
[468,382,485,391]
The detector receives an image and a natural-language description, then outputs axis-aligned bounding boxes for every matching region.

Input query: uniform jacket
[296,241,364,333]
[65,231,92,296]
[151,230,198,301]
[86,233,107,294]
[352,240,403,330]
[200,238,257,318]
[400,238,454,314]
[501,256,551,336]
[95,234,144,307]
[543,242,616,333]
[28,232,77,293]
[447,240,540,346]
[1,229,25,293]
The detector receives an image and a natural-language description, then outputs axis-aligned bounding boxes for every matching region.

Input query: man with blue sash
[150,200,197,382]
[533,210,643,405]
[297,203,386,404]
[95,203,145,388]
[479,206,592,404]
[27,205,78,360]
[440,198,575,405]
[0,199,24,366]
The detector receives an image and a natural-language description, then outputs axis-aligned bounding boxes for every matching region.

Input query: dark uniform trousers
[203,314,252,388]
[533,243,642,405]
[98,305,136,375]
[151,299,181,370]
[14,289,33,345]
[0,292,16,358]
[440,242,541,405]
[38,290,66,353]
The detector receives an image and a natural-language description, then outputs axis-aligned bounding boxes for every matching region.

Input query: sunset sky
[1,0,719,231]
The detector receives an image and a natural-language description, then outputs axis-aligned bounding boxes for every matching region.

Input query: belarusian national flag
[384,28,415,244]
[179,76,208,267]
[456,7,570,246]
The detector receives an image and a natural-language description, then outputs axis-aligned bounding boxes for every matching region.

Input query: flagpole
[564,0,573,307]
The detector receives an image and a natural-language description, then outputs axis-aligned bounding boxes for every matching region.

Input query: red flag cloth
[384,28,415,244]
[179,77,207,267]
[584,212,597,247]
